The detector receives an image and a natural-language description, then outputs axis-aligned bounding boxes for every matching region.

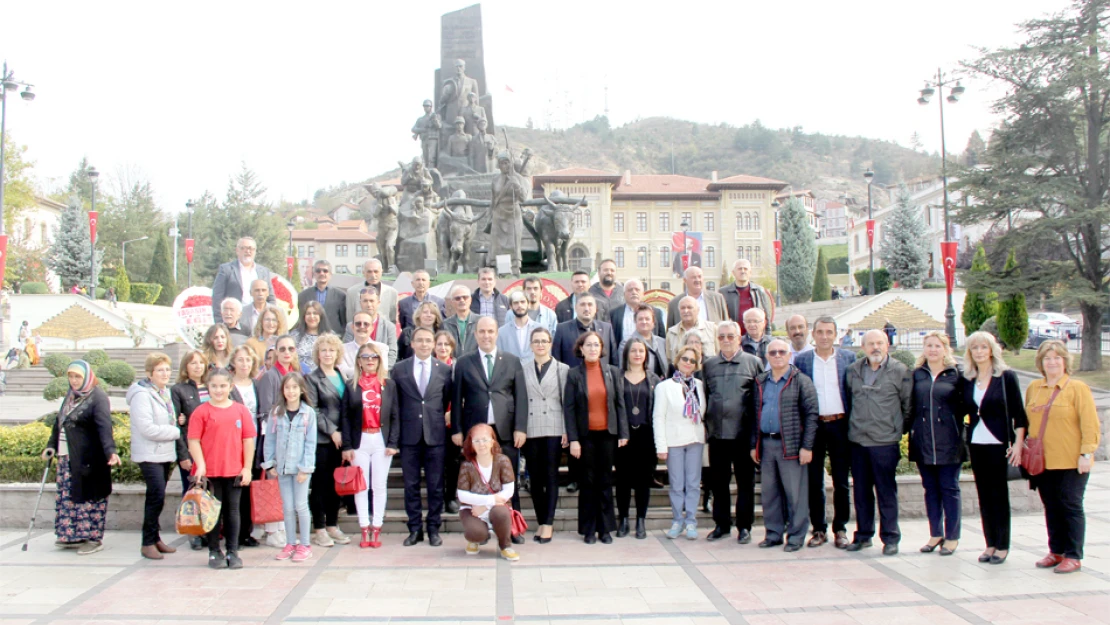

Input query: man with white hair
[665,296,718,362]
[719,258,774,334]
[220,298,249,347]
[609,278,665,347]
[211,236,275,319]
[666,266,727,326]
[741,308,771,365]
[346,259,398,325]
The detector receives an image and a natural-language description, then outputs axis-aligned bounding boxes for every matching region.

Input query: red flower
[183,295,211,309]
[271,277,292,306]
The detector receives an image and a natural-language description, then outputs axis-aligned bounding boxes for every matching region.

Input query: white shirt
[478,347,498,424]
[239,262,259,307]
[515,320,531,356]
[621,305,637,342]
[812,351,845,415]
[789,343,814,364]
[695,293,708,321]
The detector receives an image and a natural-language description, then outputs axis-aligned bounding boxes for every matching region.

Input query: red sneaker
[1035,553,1064,568]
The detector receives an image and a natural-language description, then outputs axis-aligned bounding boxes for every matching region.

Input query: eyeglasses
[315,268,329,274]
[353,321,371,328]
[453,295,470,301]
[358,353,381,360]
[472,438,492,445]
[718,334,738,340]
[679,356,699,365]
[531,339,551,344]
[767,350,788,356]
[277,346,296,353]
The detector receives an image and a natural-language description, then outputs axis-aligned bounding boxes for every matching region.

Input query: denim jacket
[261,404,318,475]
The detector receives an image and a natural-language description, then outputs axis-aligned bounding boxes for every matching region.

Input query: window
[736,212,743,231]
[576,211,584,230]
[703,212,715,232]
[585,210,592,228]
[680,212,692,228]
[336,265,349,274]
[40,223,47,242]
[854,234,860,253]
[746,247,753,265]
[706,246,716,268]
[637,248,648,268]
[661,281,671,291]
[356,244,369,257]
[308,246,315,258]
[660,245,670,268]
[636,212,647,232]
[707,281,716,291]
[615,247,625,268]
[736,246,745,260]
[659,212,670,232]
[614,212,624,232]
[297,245,306,257]
[22,218,31,241]
[336,244,349,257]
[744,213,752,230]
[754,246,761,267]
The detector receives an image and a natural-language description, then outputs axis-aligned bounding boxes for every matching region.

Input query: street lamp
[0,62,34,307]
[286,219,296,280]
[185,200,196,287]
[772,200,782,306]
[918,68,964,347]
[87,166,99,299]
[864,169,875,298]
[680,215,690,275]
[121,236,148,270]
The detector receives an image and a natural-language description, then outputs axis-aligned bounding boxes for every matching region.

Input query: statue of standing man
[411,99,441,169]
[489,151,530,277]
[438,59,479,146]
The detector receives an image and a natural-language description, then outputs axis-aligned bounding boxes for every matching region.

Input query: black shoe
[445,501,460,514]
[758,539,784,549]
[226,553,243,569]
[567,481,579,494]
[190,536,205,551]
[511,534,525,545]
[635,518,647,540]
[616,518,630,538]
[882,543,899,556]
[208,551,228,569]
[584,534,597,544]
[784,543,802,553]
[599,533,613,544]
[239,536,259,548]
[537,535,552,544]
[737,529,752,544]
[706,526,729,541]
[978,550,995,563]
[845,540,873,552]
[428,532,442,547]
[403,531,425,547]
[990,551,1008,565]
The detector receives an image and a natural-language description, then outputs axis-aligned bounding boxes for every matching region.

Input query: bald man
[346,259,398,324]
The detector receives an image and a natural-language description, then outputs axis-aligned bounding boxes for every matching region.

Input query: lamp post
[0,62,35,300]
[87,167,99,299]
[121,236,148,270]
[772,200,782,306]
[918,68,965,347]
[169,219,178,283]
[864,169,875,297]
[185,200,196,287]
[680,215,690,274]
[286,219,296,281]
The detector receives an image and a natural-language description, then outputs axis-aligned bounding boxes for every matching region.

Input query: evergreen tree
[99,174,165,269]
[879,185,929,288]
[115,264,131,303]
[961,245,997,333]
[963,130,986,167]
[812,247,831,302]
[191,164,286,283]
[779,197,817,304]
[996,250,1029,353]
[148,231,176,306]
[48,199,102,290]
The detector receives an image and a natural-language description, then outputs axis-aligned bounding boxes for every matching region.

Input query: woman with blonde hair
[305,332,353,547]
[653,344,706,540]
[1027,340,1100,574]
[247,305,289,368]
[202,323,233,370]
[962,331,1026,565]
[399,301,443,361]
[908,330,968,555]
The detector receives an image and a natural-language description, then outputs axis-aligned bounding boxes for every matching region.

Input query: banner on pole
[941,241,958,294]
[88,211,98,244]
[866,219,876,249]
[185,239,194,263]
[773,240,782,266]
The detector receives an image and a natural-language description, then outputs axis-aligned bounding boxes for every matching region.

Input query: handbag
[250,470,284,524]
[999,372,1024,481]
[176,478,222,536]
[471,460,528,537]
[1021,382,1067,477]
[333,461,367,496]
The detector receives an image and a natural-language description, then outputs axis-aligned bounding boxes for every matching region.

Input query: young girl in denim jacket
[262,372,317,562]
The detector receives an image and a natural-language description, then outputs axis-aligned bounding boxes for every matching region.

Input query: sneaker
[665,523,682,539]
[684,525,698,540]
[312,529,334,548]
[77,541,104,556]
[465,542,480,555]
[265,532,286,549]
[292,545,312,562]
[55,539,85,549]
[500,547,521,562]
[227,553,243,569]
[275,545,296,560]
[326,527,351,545]
[208,551,228,569]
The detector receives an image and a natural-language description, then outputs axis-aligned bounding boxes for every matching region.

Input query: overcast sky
[2,0,1068,214]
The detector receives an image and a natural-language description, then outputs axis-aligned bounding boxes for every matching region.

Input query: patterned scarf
[671,370,700,423]
[59,360,97,422]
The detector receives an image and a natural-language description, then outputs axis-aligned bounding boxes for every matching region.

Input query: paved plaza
[1,469,1110,624]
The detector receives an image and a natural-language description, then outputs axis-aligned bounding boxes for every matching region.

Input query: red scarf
[358,373,382,430]
[273,361,292,376]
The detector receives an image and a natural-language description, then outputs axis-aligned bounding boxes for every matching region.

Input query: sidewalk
[3,467,1110,624]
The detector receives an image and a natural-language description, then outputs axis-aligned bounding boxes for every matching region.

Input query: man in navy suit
[393,327,454,547]
[210,236,275,319]
[609,278,665,347]
[792,315,857,549]
[552,294,616,367]
[297,259,347,336]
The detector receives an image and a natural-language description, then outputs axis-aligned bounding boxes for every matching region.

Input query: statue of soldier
[489,151,530,277]
[411,99,441,169]
[400,156,435,197]
[438,59,479,145]
[367,183,400,273]
[445,116,471,158]
[467,117,497,173]
[460,91,487,137]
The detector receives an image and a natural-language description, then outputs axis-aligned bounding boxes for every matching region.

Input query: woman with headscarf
[43,360,121,555]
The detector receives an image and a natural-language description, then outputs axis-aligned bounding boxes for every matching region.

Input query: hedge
[854,348,916,369]
[0,415,144,483]
[42,377,69,401]
[97,361,135,387]
[83,349,110,367]
[43,354,71,377]
[21,282,49,294]
[129,283,162,305]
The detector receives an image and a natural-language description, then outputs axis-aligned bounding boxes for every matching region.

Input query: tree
[812,247,831,302]
[956,0,1109,371]
[1,133,36,233]
[191,164,286,283]
[148,231,176,306]
[779,197,817,304]
[98,170,166,270]
[115,264,131,303]
[961,245,997,333]
[963,130,986,167]
[910,132,924,152]
[879,185,929,288]
[48,199,101,289]
[4,237,48,291]
[996,250,1029,353]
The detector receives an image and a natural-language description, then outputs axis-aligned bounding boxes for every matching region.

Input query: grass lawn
[820,242,848,260]
[1002,351,1110,390]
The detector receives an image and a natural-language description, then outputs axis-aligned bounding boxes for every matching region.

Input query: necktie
[418,361,427,396]
[485,354,494,380]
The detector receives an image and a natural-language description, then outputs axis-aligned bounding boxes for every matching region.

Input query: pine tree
[115,264,131,302]
[961,245,996,333]
[812,247,831,302]
[191,164,286,283]
[996,250,1029,353]
[148,231,176,306]
[879,185,929,288]
[779,197,817,304]
[48,199,101,290]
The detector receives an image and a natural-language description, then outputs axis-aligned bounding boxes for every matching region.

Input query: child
[188,367,256,570]
[262,372,317,562]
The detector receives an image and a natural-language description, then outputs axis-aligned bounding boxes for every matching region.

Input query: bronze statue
[411,99,441,169]
[489,151,530,276]
[531,190,585,272]
[467,117,497,173]
[515,147,536,178]
[432,191,490,274]
[445,116,471,158]
[438,59,479,146]
[460,91,487,137]
[363,183,400,273]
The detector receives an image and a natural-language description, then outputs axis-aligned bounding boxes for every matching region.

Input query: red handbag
[250,471,284,524]
[334,462,367,496]
[471,460,528,537]
[1022,383,1066,477]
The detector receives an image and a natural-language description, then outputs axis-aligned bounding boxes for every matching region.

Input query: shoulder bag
[250,470,284,524]
[176,477,222,536]
[471,459,527,536]
[334,460,367,496]
[1021,381,1067,477]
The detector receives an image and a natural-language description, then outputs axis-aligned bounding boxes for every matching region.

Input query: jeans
[353,432,393,528]
[205,476,242,554]
[969,444,1011,550]
[918,462,961,540]
[139,462,173,547]
[1035,468,1089,559]
[666,443,703,525]
[850,443,900,545]
[278,474,311,547]
[809,418,851,534]
[309,444,342,529]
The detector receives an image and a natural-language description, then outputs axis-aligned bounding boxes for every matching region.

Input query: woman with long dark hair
[521,327,569,543]
[617,337,661,539]
[202,323,233,370]
[292,301,331,371]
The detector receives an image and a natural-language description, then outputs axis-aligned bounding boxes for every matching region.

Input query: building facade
[290,220,379,278]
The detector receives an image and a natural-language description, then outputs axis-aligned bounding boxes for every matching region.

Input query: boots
[616,517,630,538]
[635,518,647,540]
[155,541,176,554]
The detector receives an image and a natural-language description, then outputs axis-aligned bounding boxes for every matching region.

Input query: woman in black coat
[304,333,353,547]
[908,331,969,556]
[616,337,661,539]
[43,360,120,555]
[563,331,630,544]
[963,331,1027,565]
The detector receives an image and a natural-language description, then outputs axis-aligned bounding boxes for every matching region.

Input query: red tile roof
[615,174,712,196]
[707,174,789,191]
[291,229,376,242]
[543,167,620,176]
[338,220,366,230]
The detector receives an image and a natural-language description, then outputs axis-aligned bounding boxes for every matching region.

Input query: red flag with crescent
[865,219,875,249]
[185,239,195,263]
[941,241,958,294]
[773,240,782,266]
[286,256,295,279]
[88,211,98,244]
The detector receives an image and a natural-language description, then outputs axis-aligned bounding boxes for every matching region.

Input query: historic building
[532,169,787,292]
[290,219,379,279]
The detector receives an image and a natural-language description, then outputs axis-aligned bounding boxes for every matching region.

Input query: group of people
[37,243,1102,574]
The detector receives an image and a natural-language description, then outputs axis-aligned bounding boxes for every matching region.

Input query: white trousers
[353,431,392,527]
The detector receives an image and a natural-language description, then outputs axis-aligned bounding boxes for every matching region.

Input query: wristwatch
[1081,454,1093,460]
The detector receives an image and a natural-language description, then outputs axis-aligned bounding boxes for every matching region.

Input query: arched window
[753,213,760,230]
[576,211,583,229]
[22,218,32,242]
[746,247,753,264]
[736,212,743,231]
[736,246,745,260]
[706,246,716,268]
[744,213,752,230]
[584,210,592,228]
[754,246,761,267]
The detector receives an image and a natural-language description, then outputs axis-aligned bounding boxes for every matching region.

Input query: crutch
[22,449,55,551]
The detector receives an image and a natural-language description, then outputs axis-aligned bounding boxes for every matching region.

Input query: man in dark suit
[298,260,347,335]
[210,236,275,319]
[609,278,665,347]
[553,294,616,368]
[393,326,453,547]
[666,266,728,326]
[398,269,446,331]
[556,271,605,323]
[451,316,528,544]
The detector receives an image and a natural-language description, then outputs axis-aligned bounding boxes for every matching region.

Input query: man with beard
[497,291,540,360]
[786,314,814,364]
[522,276,558,336]
[552,294,616,368]
[555,271,604,323]
[609,278,664,347]
[719,258,774,334]
[588,259,624,322]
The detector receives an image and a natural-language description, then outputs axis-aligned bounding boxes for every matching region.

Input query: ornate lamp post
[0,62,35,295]
[87,166,99,299]
[680,215,690,274]
[772,200,782,306]
[864,169,875,297]
[121,236,148,270]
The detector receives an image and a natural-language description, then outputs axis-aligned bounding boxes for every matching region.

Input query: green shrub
[0,416,143,483]
[43,354,71,377]
[853,268,892,294]
[129,282,162,304]
[115,265,131,302]
[83,349,110,367]
[827,256,849,274]
[98,360,135,387]
[42,377,70,401]
[0,456,58,483]
[922,282,946,289]
[0,421,53,457]
[21,282,48,294]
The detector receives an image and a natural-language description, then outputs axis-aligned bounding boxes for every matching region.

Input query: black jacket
[340,377,400,451]
[392,356,453,446]
[297,285,347,339]
[908,365,969,465]
[171,380,205,463]
[555,293,610,324]
[609,304,666,346]
[622,371,662,429]
[703,350,765,440]
[552,318,617,368]
[470,288,510,327]
[962,369,1028,446]
[452,349,529,441]
[306,368,352,447]
[48,387,116,503]
[752,366,819,460]
[562,363,630,441]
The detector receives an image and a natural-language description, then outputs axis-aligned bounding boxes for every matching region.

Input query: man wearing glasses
[211,237,275,320]
[444,285,478,355]
[339,311,390,378]
[703,321,764,544]
[298,260,347,336]
[346,259,399,325]
[341,289,397,369]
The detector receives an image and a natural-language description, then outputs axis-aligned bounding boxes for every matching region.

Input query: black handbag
[1000,372,1024,481]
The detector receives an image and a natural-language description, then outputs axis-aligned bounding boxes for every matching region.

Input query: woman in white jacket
[127,352,182,560]
[653,345,706,541]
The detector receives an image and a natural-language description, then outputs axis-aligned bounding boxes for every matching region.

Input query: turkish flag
[941,241,958,294]
[773,240,782,266]
[0,234,7,288]
[88,211,98,244]
[185,238,194,263]
[866,219,875,249]
[286,256,295,279]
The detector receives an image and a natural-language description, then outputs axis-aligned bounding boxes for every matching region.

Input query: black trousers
[498,441,523,512]
[708,436,757,532]
[206,476,242,554]
[578,431,617,537]
[524,436,562,525]
[970,444,1011,550]
[1035,468,1089,559]
[444,437,463,503]
[809,418,851,534]
[615,425,655,520]
[850,443,901,545]
[310,444,342,529]
[139,462,173,547]
[401,441,445,532]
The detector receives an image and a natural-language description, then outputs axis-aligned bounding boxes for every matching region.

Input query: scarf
[358,372,382,430]
[59,360,97,422]
[671,370,700,423]
[273,361,292,377]
[139,378,174,418]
